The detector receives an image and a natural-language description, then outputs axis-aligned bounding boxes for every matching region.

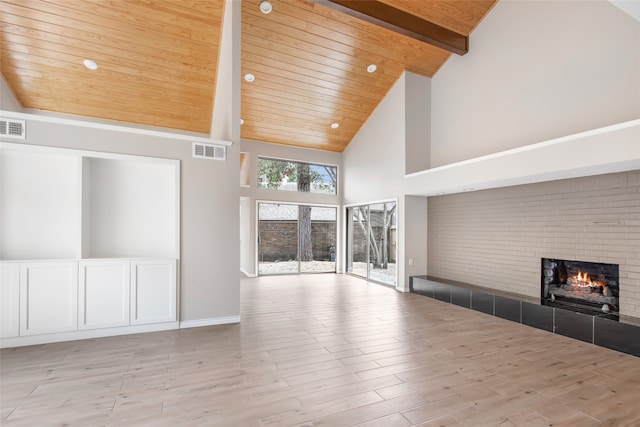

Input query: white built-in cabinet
[130,259,177,325]
[0,142,180,348]
[20,262,78,336]
[0,263,20,338]
[78,260,130,330]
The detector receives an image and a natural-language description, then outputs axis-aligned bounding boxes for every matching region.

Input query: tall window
[257,157,337,195]
[346,201,397,286]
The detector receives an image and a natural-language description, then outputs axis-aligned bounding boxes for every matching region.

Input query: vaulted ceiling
[0,0,496,152]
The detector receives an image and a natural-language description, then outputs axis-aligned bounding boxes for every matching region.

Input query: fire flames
[576,271,591,285]
[568,270,604,289]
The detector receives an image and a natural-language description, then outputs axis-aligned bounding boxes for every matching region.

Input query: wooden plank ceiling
[0,0,223,134]
[1,0,496,152]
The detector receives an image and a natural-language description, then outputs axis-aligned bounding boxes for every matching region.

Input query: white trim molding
[241,268,257,278]
[0,322,179,349]
[179,316,241,329]
[405,119,640,196]
[0,110,232,146]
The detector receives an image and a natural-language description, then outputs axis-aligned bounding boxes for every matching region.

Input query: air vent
[192,142,226,161]
[0,118,26,140]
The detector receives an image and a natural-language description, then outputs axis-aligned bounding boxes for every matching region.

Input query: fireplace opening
[541,258,619,320]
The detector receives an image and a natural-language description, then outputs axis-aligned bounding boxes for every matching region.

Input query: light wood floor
[2,274,639,426]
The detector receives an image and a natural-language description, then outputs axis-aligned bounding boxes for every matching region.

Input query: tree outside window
[258,157,337,261]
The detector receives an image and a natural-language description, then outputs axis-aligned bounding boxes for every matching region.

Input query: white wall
[342,75,406,205]
[431,0,640,167]
[0,149,81,260]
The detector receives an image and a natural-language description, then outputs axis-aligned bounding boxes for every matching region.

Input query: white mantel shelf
[405,119,640,196]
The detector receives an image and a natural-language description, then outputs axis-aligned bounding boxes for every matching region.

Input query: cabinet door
[78,260,130,330]
[130,259,176,325]
[1,263,20,338]
[20,262,78,335]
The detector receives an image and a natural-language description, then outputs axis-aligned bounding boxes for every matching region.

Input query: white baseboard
[1,316,243,348]
[240,268,257,277]
[0,322,180,349]
[1,315,243,348]
[179,315,240,329]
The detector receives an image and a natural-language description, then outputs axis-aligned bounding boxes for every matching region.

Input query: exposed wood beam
[311,0,468,55]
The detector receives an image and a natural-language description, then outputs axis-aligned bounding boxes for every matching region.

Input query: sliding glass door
[258,202,336,275]
[300,206,337,273]
[346,206,369,278]
[346,201,397,286]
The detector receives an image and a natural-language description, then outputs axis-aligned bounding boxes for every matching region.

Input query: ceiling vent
[0,118,26,140]
[192,142,226,161]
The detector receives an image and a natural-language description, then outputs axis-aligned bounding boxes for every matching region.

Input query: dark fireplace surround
[410,255,640,356]
[541,258,619,320]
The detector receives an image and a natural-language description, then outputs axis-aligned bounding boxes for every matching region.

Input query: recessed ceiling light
[462,187,474,192]
[331,123,339,129]
[240,119,244,125]
[259,1,272,14]
[367,64,377,73]
[83,59,98,70]
[244,73,255,82]
[435,192,445,196]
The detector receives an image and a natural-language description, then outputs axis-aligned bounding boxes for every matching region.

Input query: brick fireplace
[541,258,619,320]
[427,170,640,324]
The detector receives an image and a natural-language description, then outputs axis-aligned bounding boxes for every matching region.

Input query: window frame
[256,156,338,195]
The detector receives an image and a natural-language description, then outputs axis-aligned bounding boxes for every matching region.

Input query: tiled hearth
[410,276,640,357]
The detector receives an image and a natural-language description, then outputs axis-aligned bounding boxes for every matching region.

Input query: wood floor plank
[351,412,412,427]
[411,415,465,427]
[261,390,383,426]
[297,374,401,407]
[2,273,639,426]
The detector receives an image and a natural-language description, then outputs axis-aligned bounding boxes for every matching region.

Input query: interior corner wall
[1,77,22,112]
[403,195,428,291]
[431,0,640,167]
[209,0,234,141]
[405,72,431,174]
[240,196,252,276]
[10,121,241,322]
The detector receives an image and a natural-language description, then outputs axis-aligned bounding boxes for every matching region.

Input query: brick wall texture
[427,170,640,319]
[259,221,336,262]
